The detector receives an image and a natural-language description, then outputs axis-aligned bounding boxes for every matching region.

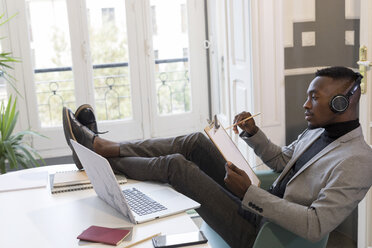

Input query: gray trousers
[108,132,259,248]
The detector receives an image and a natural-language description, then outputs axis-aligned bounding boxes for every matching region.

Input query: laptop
[70,139,200,224]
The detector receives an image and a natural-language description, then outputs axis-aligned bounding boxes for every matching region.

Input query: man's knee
[167,153,187,167]
[194,132,206,139]
[167,153,198,173]
[187,132,209,145]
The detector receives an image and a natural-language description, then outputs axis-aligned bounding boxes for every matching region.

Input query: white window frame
[1,0,209,158]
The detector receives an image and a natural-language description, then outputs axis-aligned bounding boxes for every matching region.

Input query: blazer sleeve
[241,155,372,242]
[240,128,300,172]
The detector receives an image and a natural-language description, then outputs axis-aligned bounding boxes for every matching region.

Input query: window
[181,4,187,33]
[2,0,208,158]
[101,8,115,23]
[0,39,7,103]
[183,47,188,57]
[0,76,6,104]
[151,5,157,35]
[150,0,191,115]
[27,0,74,127]
[87,1,132,121]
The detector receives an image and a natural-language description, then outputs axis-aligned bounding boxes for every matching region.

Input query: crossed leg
[93,132,259,247]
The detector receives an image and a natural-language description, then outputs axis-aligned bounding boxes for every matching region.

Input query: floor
[189,213,357,248]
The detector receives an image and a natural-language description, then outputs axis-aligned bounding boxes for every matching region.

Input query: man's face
[303,76,348,129]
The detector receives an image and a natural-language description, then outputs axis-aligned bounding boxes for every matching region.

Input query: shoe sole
[63,107,82,169]
[64,107,77,142]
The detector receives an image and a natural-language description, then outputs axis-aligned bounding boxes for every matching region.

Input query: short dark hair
[315,66,359,83]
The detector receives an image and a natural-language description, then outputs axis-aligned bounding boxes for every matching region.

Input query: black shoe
[63,107,97,170]
[75,104,98,134]
[75,104,107,134]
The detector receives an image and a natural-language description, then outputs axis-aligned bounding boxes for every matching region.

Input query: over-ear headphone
[329,73,363,113]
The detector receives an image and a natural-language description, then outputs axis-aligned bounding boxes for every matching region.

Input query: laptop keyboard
[122,188,167,216]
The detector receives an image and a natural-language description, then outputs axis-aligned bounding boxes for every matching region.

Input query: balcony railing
[34,58,190,127]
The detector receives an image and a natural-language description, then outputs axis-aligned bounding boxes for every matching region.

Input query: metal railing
[34,58,190,126]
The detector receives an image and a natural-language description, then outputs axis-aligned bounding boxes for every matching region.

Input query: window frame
[1,0,209,158]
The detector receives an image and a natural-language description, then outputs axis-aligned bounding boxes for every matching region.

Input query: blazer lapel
[286,126,363,185]
[273,129,323,185]
[287,141,341,185]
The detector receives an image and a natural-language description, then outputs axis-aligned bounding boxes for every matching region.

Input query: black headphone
[329,73,363,113]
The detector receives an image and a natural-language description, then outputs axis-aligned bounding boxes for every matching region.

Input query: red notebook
[77,225,131,246]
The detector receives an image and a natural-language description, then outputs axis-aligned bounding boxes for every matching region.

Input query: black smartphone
[152,231,208,248]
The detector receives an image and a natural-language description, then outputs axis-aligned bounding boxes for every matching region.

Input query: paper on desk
[0,170,48,193]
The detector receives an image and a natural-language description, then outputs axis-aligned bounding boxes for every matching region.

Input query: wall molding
[284,66,329,76]
[284,66,360,76]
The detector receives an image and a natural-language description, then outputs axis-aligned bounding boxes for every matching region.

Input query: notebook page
[205,125,260,186]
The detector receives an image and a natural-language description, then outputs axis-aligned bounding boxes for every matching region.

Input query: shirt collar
[323,119,360,139]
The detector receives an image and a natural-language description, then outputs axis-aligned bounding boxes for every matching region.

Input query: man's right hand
[233,111,259,135]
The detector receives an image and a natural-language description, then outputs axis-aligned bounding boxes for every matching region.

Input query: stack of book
[50,170,127,194]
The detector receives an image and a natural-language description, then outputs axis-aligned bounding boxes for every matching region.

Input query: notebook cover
[77,225,131,246]
[50,173,127,194]
[53,170,90,187]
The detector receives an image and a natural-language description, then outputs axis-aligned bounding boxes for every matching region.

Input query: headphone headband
[345,73,363,98]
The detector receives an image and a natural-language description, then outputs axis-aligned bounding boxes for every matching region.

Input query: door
[225,0,254,163]
[206,0,254,164]
[358,1,372,247]
[207,0,285,168]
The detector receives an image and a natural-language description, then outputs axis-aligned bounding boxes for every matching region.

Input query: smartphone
[152,231,208,248]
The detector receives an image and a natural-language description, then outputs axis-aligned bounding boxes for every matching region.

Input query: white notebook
[50,170,127,194]
[0,170,47,193]
[53,170,91,187]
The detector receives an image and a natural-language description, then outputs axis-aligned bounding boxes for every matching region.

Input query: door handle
[358,46,371,94]
[357,61,372,67]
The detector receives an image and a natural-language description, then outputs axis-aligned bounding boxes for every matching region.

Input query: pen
[124,232,161,248]
[225,112,261,130]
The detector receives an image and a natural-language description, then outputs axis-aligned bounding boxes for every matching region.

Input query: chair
[200,170,329,248]
[252,221,329,248]
[200,221,230,248]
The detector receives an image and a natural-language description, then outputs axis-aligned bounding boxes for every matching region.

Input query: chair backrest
[252,222,329,248]
[200,221,230,248]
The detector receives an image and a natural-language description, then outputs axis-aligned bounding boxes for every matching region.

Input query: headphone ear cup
[330,95,349,113]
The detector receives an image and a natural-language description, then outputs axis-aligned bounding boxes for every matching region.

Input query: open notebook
[204,120,260,187]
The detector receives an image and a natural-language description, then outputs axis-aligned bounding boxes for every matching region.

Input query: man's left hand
[224,162,252,199]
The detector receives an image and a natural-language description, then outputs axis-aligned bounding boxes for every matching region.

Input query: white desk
[0,164,209,248]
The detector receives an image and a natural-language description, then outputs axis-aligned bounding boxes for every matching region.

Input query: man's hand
[224,162,252,199]
[233,111,258,135]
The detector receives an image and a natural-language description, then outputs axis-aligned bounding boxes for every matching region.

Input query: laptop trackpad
[150,188,180,202]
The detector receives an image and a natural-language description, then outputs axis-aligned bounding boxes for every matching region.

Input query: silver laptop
[71,140,200,224]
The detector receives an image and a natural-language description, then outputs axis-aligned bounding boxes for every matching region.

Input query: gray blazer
[241,126,372,242]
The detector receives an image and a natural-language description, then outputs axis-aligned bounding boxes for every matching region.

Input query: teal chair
[200,170,329,248]
[252,221,329,248]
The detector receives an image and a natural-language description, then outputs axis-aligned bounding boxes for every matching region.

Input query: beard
[307,122,319,130]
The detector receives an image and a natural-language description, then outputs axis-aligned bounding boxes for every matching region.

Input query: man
[63,66,372,247]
